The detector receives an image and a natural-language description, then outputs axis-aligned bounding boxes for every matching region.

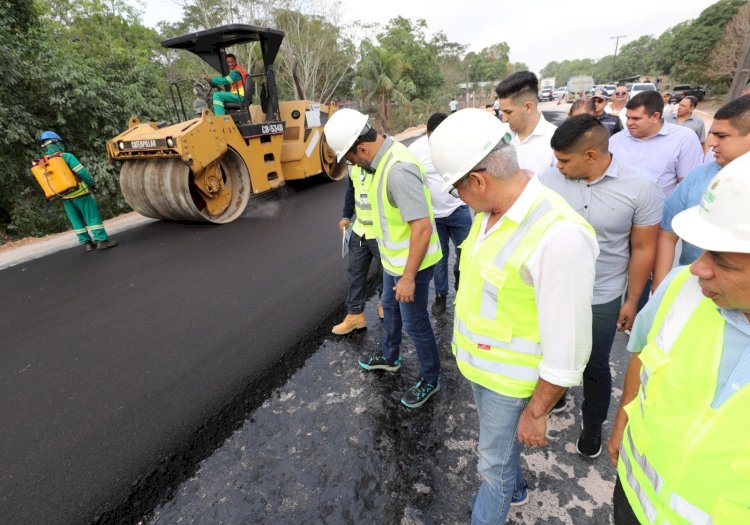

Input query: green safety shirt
[210,67,245,97]
[42,143,94,199]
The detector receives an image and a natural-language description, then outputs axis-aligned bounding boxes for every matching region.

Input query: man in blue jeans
[540,115,662,458]
[430,109,597,523]
[324,109,442,408]
[409,112,473,314]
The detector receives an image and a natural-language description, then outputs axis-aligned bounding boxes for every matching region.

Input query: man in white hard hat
[608,152,750,525]
[429,108,598,523]
[324,109,443,408]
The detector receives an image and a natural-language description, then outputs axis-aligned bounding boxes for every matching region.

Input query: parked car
[538,87,554,102]
[603,84,617,96]
[670,85,706,103]
[629,83,657,98]
[552,87,566,100]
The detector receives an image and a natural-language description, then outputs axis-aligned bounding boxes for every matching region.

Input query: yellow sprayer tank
[30,155,79,199]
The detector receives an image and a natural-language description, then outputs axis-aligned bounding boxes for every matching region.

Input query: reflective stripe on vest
[618,268,750,525]
[350,165,374,238]
[453,188,594,398]
[230,64,247,97]
[62,181,89,199]
[370,142,441,275]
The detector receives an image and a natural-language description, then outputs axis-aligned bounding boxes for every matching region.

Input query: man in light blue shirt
[540,115,663,459]
[653,95,750,290]
[607,153,750,524]
[609,91,703,198]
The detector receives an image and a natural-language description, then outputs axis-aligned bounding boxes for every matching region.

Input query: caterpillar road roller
[106,24,344,223]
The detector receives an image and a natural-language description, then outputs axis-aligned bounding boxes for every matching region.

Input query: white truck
[565,76,595,102]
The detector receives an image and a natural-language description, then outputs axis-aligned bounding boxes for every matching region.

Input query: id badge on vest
[359,193,369,207]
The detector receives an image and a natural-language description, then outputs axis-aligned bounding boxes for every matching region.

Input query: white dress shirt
[472,176,599,387]
[511,113,558,177]
[408,135,463,218]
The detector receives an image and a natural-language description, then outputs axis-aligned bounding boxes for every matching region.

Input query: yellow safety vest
[349,165,374,238]
[370,141,441,275]
[618,267,750,525]
[453,187,594,398]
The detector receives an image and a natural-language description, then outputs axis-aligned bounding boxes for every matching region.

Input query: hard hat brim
[672,206,750,254]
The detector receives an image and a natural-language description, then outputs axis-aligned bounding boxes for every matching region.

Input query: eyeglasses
[593,98,606,103]
[614,91,627,95]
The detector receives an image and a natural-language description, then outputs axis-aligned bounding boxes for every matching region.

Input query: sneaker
[400,377,440,408]
[332,313,366,335]
[96,239,118,251]
[358,352,400,372]
[550,393,567,414]
[432,294,447,315]
[511,484,530,507]
[576,424,602,458]
[377,302,384,320]
[83,241,96,252]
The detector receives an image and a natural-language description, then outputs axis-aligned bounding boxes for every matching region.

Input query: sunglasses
[614,91,627,95]
[449,132,511,198]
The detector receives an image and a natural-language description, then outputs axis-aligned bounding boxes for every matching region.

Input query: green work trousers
[62,193,108,244]
[212,92,242,115]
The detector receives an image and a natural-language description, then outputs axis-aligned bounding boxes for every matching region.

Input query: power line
[610,35,626,83]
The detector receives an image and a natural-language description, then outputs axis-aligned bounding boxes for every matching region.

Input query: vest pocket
[637,342,670,377]
[466,311,513,344]
[479,262,508,289]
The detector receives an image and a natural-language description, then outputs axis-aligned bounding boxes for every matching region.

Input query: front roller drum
[119,150,251,224]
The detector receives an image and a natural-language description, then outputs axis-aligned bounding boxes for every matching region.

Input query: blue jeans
[345,231,382,314]
[434,205,472,295]
[381,266,440,383]
[470,382,529,525]
[582,296,622,427]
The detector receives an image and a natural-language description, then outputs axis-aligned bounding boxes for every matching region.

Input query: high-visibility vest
[349,165,374,238]
[369,141,441,275]
[618,267,750,525]
[453,187,594,398]
[230,64,247,98]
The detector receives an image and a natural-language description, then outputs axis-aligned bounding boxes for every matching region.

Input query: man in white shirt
[409,113,473,314]
[496,71,558,176]
[429,109,598,524]
[449,97,458,113]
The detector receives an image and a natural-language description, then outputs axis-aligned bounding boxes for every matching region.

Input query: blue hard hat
[39,130,63,143]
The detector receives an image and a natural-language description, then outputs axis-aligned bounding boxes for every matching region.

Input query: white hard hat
[323,108,370,161]
[672,151,750,254]
[428,108,512,192]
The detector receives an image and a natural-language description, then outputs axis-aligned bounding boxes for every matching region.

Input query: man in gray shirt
[539,115,663,458]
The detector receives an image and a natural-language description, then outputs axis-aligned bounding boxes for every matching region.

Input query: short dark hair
[226,53,237,60]
[714,94,750,135]
[568,98,595,117]
[626,90,664,117]
[551,114,609,154]
[684,95,699,109]
[495,71,539,101]
[427,112,448,134]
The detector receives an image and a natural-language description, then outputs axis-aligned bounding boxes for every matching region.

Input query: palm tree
[356,47,412,133]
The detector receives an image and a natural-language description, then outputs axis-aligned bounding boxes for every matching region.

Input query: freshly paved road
[0,178,350,524]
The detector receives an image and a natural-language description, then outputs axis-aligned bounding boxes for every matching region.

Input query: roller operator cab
[107,24,344,224]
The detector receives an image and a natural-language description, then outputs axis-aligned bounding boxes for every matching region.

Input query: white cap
[672,151,750,254]
[428,108,511,192]
[323,108,370,161]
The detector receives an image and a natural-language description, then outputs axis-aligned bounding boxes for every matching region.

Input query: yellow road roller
[107,24,344,223]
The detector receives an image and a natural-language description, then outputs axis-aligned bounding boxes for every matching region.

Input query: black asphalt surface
[0,178,351,525]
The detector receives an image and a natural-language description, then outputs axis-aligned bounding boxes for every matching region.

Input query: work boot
[96,239,118,251]
[83,241,96,252]
[378,302,384,320]
[331,313,366,335]
[432,294,447,315]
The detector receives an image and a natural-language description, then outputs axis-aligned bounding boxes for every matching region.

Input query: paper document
[341,224,352,258]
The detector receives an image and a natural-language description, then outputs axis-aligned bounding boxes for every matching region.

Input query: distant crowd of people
[324,70,750,525]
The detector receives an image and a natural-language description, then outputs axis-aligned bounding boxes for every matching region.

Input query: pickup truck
[670,85,706,103]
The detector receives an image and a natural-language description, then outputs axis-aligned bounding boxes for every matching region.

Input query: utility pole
[728,31,750,101]
[610,35,626,83]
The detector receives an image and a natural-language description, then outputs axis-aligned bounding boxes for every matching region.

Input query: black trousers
[613,476,642,525]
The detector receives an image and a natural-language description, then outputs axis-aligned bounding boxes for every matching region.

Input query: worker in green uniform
[37,131,117,251]
[202,53,248,116]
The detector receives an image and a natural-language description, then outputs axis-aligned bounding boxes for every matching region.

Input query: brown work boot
[84,241,96,252]
[331,313,366,335]
[378,302,384,320]
[97,239,118,251]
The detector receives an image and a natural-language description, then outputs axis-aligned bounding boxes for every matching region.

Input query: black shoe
[97,239,118,251]
[432,294,447,315]
[358,353,400,372]
[400,377,440,408]
[83,241,96,252]
[576,424,602,458]
[550,393,567,414]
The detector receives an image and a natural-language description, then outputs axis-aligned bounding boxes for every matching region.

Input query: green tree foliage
[0,0,170,240]
[464,43,510,83]
[355,44,412,133]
